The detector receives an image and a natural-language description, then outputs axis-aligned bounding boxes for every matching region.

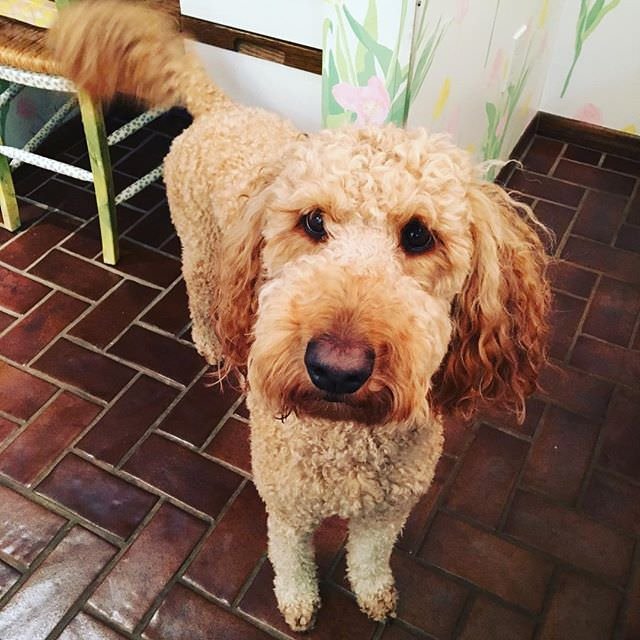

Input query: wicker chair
[0,0,176,264]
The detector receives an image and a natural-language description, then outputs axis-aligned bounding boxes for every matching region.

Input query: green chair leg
[77,91,118,265]
[0,143,20,232]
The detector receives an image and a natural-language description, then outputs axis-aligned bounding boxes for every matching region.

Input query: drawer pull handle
[235,39,286,65]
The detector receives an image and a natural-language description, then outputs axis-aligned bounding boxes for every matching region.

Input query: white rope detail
[115,165,163,204]
[0,65,74,91]
[0,83,23,109]
[10,98,79,170]
[107,108,166,146]
[0,146,93,181]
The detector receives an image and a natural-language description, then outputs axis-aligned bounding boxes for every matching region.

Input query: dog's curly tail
[48,0,228,118]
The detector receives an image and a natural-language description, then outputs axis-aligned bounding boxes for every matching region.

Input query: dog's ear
[213,170,275,379]
[431,181,550,421]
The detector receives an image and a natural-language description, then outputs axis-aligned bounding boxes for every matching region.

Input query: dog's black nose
[304,335,374,395]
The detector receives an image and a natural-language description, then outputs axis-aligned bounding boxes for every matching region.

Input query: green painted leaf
[344,5,394,74]
[585,0,605,32]
[584,0,620,38]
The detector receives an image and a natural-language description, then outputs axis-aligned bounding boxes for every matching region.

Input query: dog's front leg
[346,509,409,621]
[267,512,320,631]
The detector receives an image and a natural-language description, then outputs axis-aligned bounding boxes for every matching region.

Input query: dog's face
[215,126,549,426]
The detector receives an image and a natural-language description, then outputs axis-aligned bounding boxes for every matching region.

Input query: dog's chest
[250,407,443,520]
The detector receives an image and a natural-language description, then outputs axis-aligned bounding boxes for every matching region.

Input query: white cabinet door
[180,0,323,49]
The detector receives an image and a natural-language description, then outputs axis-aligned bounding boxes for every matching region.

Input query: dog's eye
[301,209,327,241]
[401,218,435,254]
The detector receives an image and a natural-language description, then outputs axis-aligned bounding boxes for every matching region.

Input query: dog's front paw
[279,596,320,632]
[355,583,398,622]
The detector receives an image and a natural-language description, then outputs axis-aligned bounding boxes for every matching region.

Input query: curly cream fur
[50,1,550,630]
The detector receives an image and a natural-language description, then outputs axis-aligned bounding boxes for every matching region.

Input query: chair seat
[0,16,58,74]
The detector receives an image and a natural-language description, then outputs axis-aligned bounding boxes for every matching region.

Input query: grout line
[554,188,590,258]
[563,272,600,365]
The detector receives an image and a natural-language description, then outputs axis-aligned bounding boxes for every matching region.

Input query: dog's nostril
[304,335,374,395]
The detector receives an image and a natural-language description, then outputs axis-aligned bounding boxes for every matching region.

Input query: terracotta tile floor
[0,109,639,640]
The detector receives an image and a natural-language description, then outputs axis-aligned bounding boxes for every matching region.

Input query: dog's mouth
[286,386,394,426]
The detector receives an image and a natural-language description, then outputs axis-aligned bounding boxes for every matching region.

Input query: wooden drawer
[180,0,323,49]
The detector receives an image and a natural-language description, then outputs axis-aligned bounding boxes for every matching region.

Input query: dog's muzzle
[304,334,374,395]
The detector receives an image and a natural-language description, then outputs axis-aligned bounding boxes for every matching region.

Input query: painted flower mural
[322,0,446,128]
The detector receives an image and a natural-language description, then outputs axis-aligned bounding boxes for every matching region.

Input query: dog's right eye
[301,209,327,241]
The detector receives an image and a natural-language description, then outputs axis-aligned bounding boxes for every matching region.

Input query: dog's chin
[286,387,395,426]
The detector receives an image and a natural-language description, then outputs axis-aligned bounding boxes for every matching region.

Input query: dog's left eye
[301,209,327,241]
[401,218,435,254]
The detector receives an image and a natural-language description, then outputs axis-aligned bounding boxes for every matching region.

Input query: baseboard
[536,111,640,158]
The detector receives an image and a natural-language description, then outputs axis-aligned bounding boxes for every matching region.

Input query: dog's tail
[48,0,228,118]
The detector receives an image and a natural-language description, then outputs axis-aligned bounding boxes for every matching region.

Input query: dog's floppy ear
[213,169,276,379]
[431,181,550,421]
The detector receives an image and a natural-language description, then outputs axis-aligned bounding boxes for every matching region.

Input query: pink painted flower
[574,103,604,126]
[332,76,391,126]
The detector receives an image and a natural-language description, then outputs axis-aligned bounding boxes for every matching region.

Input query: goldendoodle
[50,1,550,630]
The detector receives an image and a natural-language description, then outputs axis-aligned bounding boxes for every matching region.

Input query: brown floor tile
[627,191,640,225]
[0,213,81,270]
[61,208,144,259]
[29,249,121,300]
[90,503,206,631]
[29,179,99,219]
[140,279,189,335]
[442,415,474,457]
[563,144,602,165]
[397,455,455,553]
[0,485,65,566]
[504,490,633,584]
[144,583,272,640]
[0,265,50,313]
[160,234,181,257]
[204,417,251,473]
[123,434,242,518]
[69,280,158,348]
[38,453,157,538]
[521,406,599,504]
[547,260,598,298]
[547,290,587,357]
[123,183,167,212]
[622,560,640,640]
[0,292,88,364]
[570,335,639,387]
[187,483,266,604]
[379,622,424,639]
[601,154,640,176]
[458,595,535,640]
[388,551,468,638]
[572,190,628,244]
[598,387,640,481]
[115,136,172,178]
[109,239,181,288]
[582,277,640,347]
[78,375,178,465]
[553,159,636,196]
[537,570,621,640]
[0,360,57,420]
[420,512,552,612]
[315,515,348,576]
[582,470,640,536]
[239,561,377,640]
[538,361,613,420]
[58,612,128,640]
[0,416,19,445]
[531,200,574,252]
[444,425,528,528]
[478,396,546,438]
[615,223,640,254]
[33,338,136,401]
[109,325,203,386]
[126,203,176,248]
[0,309,16,332]
[0,560,20,598]
[521,137,564,174]
[507,170,585,207]
[0,526,115,640]
[562,236,640,285]
[0,392,101,485]
[161,376,239,446]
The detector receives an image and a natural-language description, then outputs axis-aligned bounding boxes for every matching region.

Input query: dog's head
[214,126,549,426]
